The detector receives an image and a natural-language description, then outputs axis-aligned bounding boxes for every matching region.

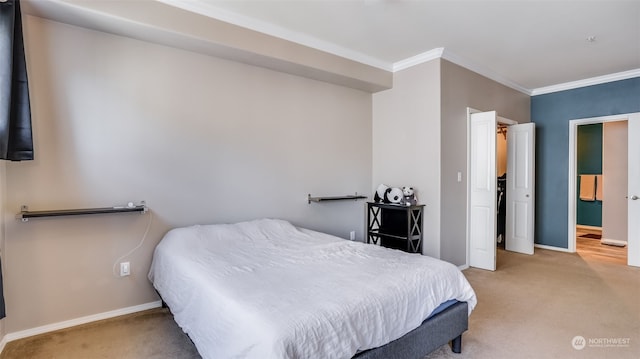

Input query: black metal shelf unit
[367,202,424,254]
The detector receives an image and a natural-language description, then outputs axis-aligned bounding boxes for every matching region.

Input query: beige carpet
[0,309,200,359]
[2,248,638,359]
[425,248,640,359]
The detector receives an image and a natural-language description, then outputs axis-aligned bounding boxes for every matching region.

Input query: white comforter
[148,219,476,359]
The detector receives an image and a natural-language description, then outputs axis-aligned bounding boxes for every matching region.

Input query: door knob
[631,195,639,200]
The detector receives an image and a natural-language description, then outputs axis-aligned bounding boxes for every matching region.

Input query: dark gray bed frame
[353,301,468,359]
[160,296,468,359]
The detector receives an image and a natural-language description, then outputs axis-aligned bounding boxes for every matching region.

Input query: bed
[148,218,477,359]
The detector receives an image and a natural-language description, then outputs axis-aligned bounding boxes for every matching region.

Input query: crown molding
[530,69,640,96]
[440,49,531,95]
[392,48,444,72]
[391,48,638,96]
[157,0,392,71]
[392,48,530,95]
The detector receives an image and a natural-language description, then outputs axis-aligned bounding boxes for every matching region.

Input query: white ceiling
[162,0,640,93]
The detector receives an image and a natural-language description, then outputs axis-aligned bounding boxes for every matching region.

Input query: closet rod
[17,201,147,222]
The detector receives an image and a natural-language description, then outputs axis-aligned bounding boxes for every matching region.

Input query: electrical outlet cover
[120,262,130,276]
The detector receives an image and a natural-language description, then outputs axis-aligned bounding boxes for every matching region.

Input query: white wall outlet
[349,231,356,241]
[120,262,130,277]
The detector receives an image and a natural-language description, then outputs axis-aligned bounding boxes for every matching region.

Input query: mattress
[148,218,476,359]
[427,299,459,319]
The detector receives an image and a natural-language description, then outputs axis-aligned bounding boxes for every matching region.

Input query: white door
[469,111,497,270]
[505,123,535,255]
[628,115,640,267]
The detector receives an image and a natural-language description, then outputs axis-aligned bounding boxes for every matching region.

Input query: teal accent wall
[576,124,602,227]
[531,77,640,249]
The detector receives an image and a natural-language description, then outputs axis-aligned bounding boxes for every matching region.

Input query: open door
[469,110,536,270]
[469,111,497,271]
[505,123,535,255]
[628,115,640,267]
[569,112,639,267]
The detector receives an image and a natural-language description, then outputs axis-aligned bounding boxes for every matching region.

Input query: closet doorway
[568,112,640,267]
[467,109,535,271]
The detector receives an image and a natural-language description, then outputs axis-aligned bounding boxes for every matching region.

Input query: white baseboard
[458,264,469,271]
[0,300,162,353]
[535,243,573,253]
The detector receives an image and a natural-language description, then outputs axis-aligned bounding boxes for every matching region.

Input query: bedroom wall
[531,78,640,249]
[372,59,442,258]
[2,16,373,333]
[372,59,530,265]
[439,60,530,266]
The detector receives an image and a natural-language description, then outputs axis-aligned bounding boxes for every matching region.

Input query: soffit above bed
[21,0,393,93]
[24,1,639,96]
[166,0,639,95]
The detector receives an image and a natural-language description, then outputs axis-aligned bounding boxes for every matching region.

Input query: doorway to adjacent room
[568,112,640,267]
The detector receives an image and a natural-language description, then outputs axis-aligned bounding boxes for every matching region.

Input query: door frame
[568,112,638,264]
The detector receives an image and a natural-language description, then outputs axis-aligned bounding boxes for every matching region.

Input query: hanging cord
[112,210,153,277]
